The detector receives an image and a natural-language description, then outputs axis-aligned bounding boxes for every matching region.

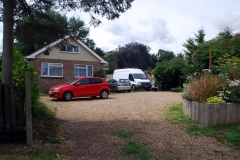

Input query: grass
[122,141,153,160]
[0,101,61,160]
[32,101,57,119]
[28,147,59,160]
[112,129,134,138]
[113,129,153,160]
[165,103,240,146]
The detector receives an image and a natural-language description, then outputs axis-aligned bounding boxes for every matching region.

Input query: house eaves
[25,35,108,64]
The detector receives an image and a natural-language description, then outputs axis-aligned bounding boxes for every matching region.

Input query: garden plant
[183,65,240,103]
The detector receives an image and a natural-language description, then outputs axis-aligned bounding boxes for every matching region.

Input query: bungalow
[26,36,109,93]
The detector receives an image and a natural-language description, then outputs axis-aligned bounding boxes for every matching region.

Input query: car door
[108,79,115,91]
[89,78,103,96]
[73,78,90,97]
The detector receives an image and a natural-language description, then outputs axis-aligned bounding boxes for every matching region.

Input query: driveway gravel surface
[41,91,240,160]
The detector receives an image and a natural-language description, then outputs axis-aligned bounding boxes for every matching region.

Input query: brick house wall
[28,58,103,93]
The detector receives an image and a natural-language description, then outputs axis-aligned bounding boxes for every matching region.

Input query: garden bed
[183,99,240,127]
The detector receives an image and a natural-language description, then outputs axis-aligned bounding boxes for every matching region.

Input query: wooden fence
[0,73,32,143]
[183,99,240,127]
[0,84,26,143]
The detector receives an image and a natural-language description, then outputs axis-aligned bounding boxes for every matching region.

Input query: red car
[49,77,110,101]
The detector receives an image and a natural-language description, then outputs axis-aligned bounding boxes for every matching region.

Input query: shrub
[214,66,240,103]
[32,101,56,119]
[94,70,106,78]
[0,48,41,114]
[13,49,41,109]
[218,77,240,103]
[216,56,240,103]
[183,73,219,102]
[206,96,225,104]
[171,87,184,92]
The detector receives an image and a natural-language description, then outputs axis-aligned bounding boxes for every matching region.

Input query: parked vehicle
[151,81,158,91]
[113,68,151,91]
[108,79,132,92]
[48,76,110,101]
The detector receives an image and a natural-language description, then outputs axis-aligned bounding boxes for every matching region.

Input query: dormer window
[60,44,79,53]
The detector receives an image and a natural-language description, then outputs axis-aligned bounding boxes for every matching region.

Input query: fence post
[0,85,3,129]
[18,87,24,130]
[4,85,10,130]
[25,72,32,144]
[9,85,17,130]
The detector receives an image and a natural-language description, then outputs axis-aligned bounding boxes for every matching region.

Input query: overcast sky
[1,0,240,54]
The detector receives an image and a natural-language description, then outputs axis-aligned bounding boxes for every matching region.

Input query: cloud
[97,16,175,53]
[210,12,240,32]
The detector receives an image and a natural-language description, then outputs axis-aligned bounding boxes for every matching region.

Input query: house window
[41,62,63,77]
[60,44,79,53]
[74,64,93,77]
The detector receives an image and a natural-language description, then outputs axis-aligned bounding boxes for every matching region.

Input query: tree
[149,53,158,68]
[183,28,205,65]
[229,33,240,57]
[169,57,186,87]
[15,12,96,56]
[1,0,134,86]
[156,49,175,62]
[94,47,105,57]
[15,11,69,56]
[2,0,14,86]
[183,37,196,64]
[193,28,235,69]
[0,48,40,108]
[103,50,116,74]
[115,42,151,70]
[153,57,185,90]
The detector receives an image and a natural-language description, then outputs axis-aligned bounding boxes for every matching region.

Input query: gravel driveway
[41,91,240,160]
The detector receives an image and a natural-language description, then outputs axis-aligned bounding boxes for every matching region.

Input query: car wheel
[113,87,117,93]
[62,91,72,101]
[132,85,136,91]
[100,90,109,99]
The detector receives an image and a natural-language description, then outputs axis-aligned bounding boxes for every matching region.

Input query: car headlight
[53,88,62,92]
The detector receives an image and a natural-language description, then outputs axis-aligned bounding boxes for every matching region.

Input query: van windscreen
[132,73,147,79]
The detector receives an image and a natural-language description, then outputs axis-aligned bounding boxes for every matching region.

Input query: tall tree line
[0,0,134,86]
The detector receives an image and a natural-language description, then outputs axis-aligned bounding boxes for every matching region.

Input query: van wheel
[62,91,72,101]
[113,87,117,93]
[132,85,136,91]
[100,90,109,99]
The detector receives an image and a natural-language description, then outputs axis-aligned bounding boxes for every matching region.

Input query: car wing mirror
[75,82,81,86]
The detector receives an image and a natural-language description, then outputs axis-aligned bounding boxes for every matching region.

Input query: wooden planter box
[183,99,240,127]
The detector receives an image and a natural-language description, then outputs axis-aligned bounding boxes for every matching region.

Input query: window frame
[74,64,93,77]
[41,62,63,77]
[60,44,80,53]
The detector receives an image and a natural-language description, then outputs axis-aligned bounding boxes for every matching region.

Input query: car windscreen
[65,79,78,84]
[132,73,147,79]
[119,79,130,83]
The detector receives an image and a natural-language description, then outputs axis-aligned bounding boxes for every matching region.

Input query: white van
[113,68,152,91]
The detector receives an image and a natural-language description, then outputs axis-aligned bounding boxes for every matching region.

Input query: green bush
[0,48,41,116]
[94,70,106,78]
[206,96,225,104]
[32,101,56,119]
[171,87,184,92]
